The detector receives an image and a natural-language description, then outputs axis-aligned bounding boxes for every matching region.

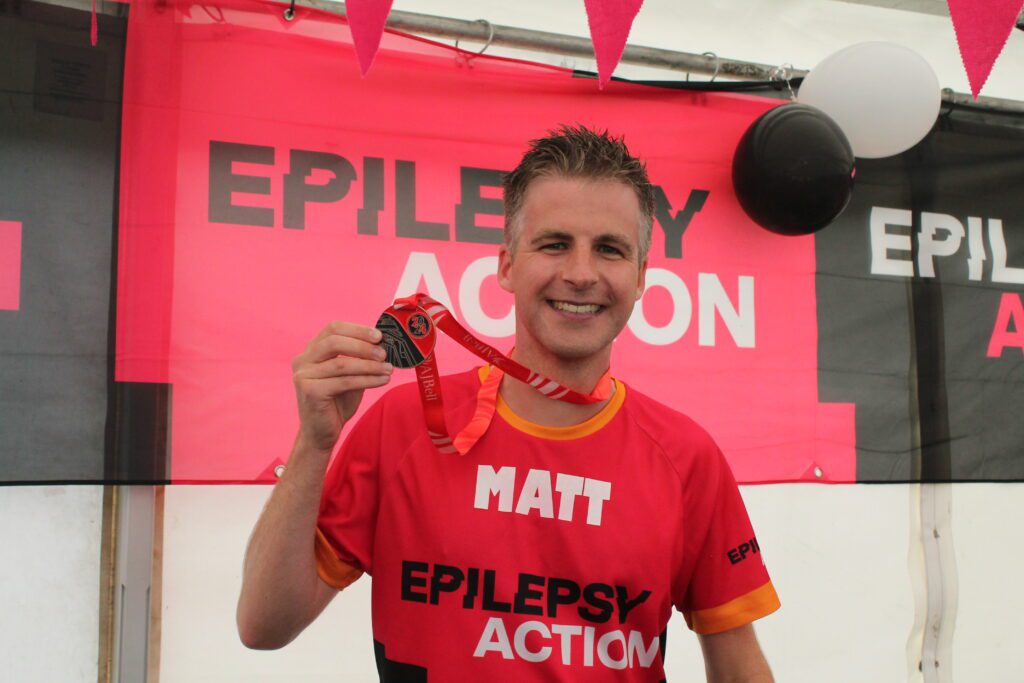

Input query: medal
[375,307,436,368]
[376,293,613,455]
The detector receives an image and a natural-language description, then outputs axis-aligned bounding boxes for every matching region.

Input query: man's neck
[499,345,613,428]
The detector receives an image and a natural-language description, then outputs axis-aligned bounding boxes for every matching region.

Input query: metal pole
[361,4,778,81]
[299,0,1024,114]
[296,0,802,81]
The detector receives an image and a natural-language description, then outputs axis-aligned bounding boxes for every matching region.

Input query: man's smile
[548,300,605,315]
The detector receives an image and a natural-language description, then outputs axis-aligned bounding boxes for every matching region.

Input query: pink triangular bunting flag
[946,0,1024,99]
[583,0,646,89]
[346,0,394,77]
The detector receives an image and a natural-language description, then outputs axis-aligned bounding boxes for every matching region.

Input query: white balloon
[797,42,941,159]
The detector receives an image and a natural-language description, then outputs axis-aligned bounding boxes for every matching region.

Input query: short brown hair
[502,124,655,263]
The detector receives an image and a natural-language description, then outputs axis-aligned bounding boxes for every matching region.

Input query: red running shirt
[316,367,780,682]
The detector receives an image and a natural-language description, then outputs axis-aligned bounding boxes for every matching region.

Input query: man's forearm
[699,624,774,683]
[707,671,774,683]
[236,433,335,649]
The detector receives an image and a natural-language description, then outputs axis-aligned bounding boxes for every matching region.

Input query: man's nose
[561,247,599,288]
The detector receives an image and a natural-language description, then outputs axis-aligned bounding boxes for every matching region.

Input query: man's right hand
[291,321,394,454]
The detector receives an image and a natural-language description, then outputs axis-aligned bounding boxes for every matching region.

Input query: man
[237,125,779,681]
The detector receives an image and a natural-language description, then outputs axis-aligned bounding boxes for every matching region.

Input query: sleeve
[676,446,780,635]
[314,397,387,591]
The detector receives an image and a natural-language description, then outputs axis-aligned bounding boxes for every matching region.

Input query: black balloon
[732,103,855,236]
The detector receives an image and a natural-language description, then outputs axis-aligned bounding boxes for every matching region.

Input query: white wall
[951,485,1023,681]
[0,486,103,682]
[160,486,377,683]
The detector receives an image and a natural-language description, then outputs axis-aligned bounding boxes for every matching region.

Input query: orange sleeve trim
[684,581,781,635]
[314,527,364,591]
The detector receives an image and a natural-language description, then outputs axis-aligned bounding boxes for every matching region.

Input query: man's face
[498,175,647,365]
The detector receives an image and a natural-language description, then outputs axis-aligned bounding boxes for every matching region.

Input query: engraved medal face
[375,307,436,368]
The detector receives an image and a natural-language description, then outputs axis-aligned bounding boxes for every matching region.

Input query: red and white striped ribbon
[390,293,613,455]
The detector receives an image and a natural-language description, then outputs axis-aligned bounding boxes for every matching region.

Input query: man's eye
[541,242,567,250]
[598,244,624,256]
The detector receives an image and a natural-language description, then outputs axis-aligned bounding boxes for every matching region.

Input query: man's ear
[498,243,514,293]
[635,258,648,301]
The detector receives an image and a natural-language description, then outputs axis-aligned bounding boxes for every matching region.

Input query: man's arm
[236,321,392,649]
[236,435,339,649]
[698,623,773,683]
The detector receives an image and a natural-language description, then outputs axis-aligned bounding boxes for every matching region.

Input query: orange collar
[453,366,625,450]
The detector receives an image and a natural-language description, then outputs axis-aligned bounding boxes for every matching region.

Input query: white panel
[665,484,915,683]
[0,486,102,682]
[160,485,377,683]
[951,484,1024,681]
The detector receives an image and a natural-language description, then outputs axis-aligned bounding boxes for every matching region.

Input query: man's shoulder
[620,382,717,447]
[618,384,731,495]
[619,382,725,482]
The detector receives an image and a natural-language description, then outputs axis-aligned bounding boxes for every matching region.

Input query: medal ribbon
[387,293,612,455]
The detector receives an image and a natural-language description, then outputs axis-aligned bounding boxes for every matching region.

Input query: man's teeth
[552,301,600,314]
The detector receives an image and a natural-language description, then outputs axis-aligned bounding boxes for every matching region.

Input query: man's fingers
[321,321,381,346]
[299,357,393,380]
[301,373,391,397]
[305,333,386,365]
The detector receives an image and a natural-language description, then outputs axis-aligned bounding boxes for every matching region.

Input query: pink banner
[118,0,855,483]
